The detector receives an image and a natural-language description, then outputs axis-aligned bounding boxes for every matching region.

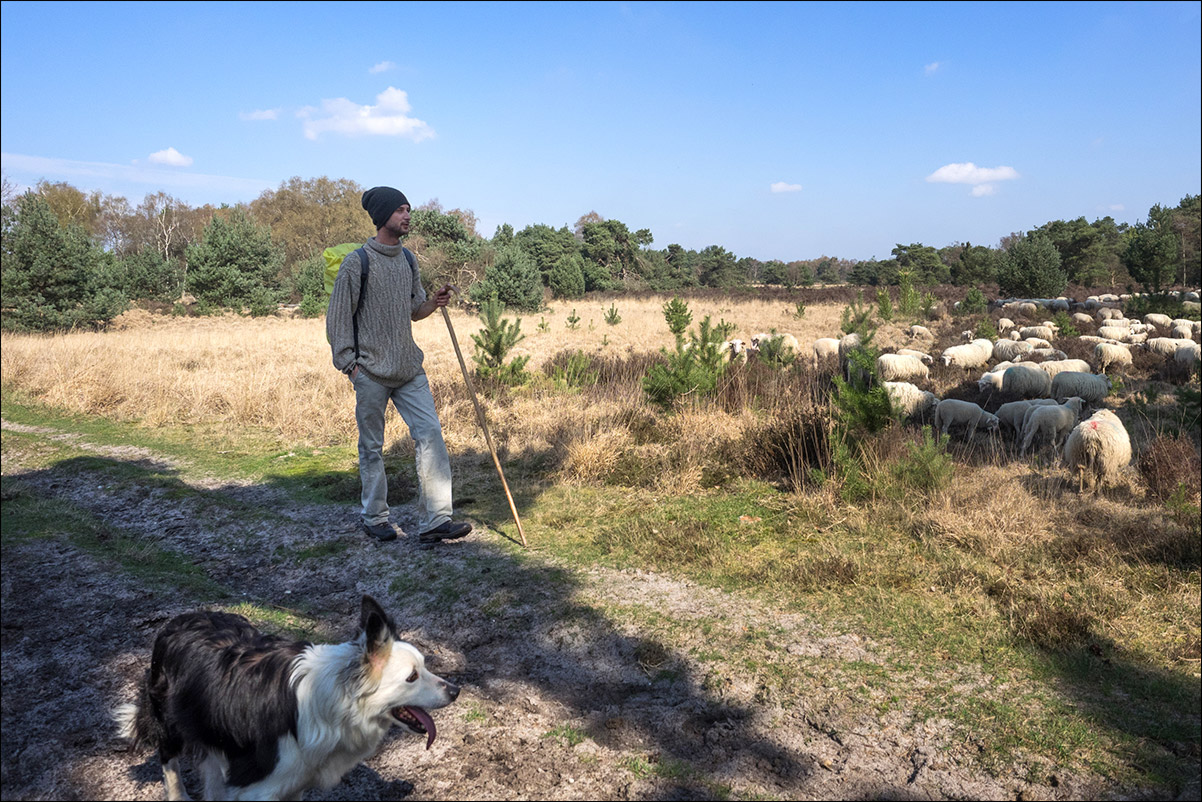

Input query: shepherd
[326,186,473,545]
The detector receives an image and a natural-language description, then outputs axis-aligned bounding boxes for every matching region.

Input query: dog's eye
[406,669,419,683]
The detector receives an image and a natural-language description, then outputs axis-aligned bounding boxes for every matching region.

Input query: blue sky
[2,1,1199,262]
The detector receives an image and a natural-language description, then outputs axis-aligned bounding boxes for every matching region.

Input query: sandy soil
[0,419,1170,801]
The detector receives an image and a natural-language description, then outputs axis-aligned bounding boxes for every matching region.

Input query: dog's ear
[359,595,395,654]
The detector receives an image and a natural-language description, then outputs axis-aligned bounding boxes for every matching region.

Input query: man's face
[384,205,411,236]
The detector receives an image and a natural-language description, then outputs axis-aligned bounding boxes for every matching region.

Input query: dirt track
[0,419,1173,801]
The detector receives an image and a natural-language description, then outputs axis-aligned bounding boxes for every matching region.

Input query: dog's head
[359,595,459,749]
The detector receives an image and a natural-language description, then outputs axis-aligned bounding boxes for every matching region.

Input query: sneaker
[418,521,472,544]
[363,521,400,542]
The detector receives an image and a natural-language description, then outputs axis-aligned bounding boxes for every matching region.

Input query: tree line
[1,173,1199,332]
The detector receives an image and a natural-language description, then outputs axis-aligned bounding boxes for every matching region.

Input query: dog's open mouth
[391,706,437,749]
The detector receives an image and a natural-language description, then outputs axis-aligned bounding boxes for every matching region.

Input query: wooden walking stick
[439,290,529,548]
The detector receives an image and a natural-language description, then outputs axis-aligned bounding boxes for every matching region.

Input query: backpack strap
[352,247,369,360]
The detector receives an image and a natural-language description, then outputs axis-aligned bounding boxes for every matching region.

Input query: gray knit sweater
[326,237,428,388]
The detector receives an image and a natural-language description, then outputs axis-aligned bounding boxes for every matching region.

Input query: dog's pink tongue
[406,706,437,749]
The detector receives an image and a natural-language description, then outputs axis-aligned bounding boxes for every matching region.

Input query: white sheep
[1038,359,1093,379]
[907,325,933,339]
[997,317,1016,333]
[1145,337,1196,357]
[1019,325,1055,341]
[1144,313,1173,329]
[1063,408,1132,492]
[1071,312,1094,327]
[977,361,1020,392]
[1097,325,1133,342]
[1097,307,1125,320]
[1002,364,1052,398]
[1171,323,1195,340]
[897,348,934,365]
[933,399,1000,440]
[883,381,938,419]
[996,398,1057,438]
[1094,342,1132,373]
[718,339,748,364]
[877,353,930,382]
[941,339,993,369]
[811,337,841,365]
[751,332,799,362]
[838,332,863,359]
[1020,397,1085,456]
[1051,371,1110,405]
[1174,342,1201,372]
[1028,348,1067,361]
[993,339,1034,362]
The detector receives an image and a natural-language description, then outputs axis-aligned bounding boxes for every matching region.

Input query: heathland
[1,291,1199,800]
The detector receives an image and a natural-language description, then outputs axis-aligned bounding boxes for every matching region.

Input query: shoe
[363,521,400,542]
[418,521,472,544]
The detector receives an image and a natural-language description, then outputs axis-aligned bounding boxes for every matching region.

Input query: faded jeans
[353,370,452,533]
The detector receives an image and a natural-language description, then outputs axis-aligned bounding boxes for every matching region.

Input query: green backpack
[322,244,419,358]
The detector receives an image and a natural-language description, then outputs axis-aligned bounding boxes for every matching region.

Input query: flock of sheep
[727,291,1202,492]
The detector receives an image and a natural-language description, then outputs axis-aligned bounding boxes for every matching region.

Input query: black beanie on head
[362,186,410,229]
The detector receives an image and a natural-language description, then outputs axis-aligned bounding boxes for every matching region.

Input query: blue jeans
[352,371,453,533]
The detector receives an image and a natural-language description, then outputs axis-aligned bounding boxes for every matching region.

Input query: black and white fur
[115,596,458,801]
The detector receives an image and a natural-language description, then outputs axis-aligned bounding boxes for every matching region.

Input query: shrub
[1139,434,1202,502]
[186,207,284,309]
[662,297,692,338]
[566,308,580,330]
[889,426,954,496]
[840,291,873,335]
[543,350,600,390]
[468,246,543,312]
[958,287,988,316]
[973,319,998,340]
[876,287,893,321]
[604,303,622,326]
[1051,310,1079,338]
[897,271,920,319]
[547,254,586,299]
[470,297,530,385]
[997,231,1067,298]
[643,315,728,409]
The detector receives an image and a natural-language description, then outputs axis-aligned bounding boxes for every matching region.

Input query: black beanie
[362,186,410,229]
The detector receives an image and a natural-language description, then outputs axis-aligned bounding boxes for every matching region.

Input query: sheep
[1071,312,1094,327]
[811,337,841,366]
[1038,359,1092,379]
[996,398,1058,438]
[1145,337,1196,357]
[1063,408,1132,492]
[897,348,934,365]
[1024,338,1054,350]
[1051,371,1111,405]
[883,381,938,420]
[877,353,930,382]
[933,399,1000,440]
[1002,363,1052,399]
[1019,325,1056,341]
[993,338,1034,362]
[1171,323,1195,340]
[1144,313,1173,329]
[941,339,993,369]
[751,332,799,362]
[1020,397,1085,456]
[1174,342,1201,372]
[718,339,748,364]
[1097,307,1125,320]
[1097,325,1133,342]
[997,317,1016,333]
[977,361,1020,392]
[1094,342,1132,373]
[838,332,863,359]
[907,324,933,339]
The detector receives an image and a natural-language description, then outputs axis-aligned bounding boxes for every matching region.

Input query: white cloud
[298,87,434,142]
[239,108,280,121]
[924,61,941,75]
[369,61,396,74]
[926,162,1018,197]
[770,181,802,193]
[1108,204,1125,212]
[148,147,193,167]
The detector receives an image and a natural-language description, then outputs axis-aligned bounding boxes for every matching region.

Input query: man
[326,186,472,544]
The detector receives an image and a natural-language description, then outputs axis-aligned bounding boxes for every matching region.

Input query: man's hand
[432,284,455,308]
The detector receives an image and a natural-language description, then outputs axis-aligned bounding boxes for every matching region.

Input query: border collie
[115,595,458,801]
